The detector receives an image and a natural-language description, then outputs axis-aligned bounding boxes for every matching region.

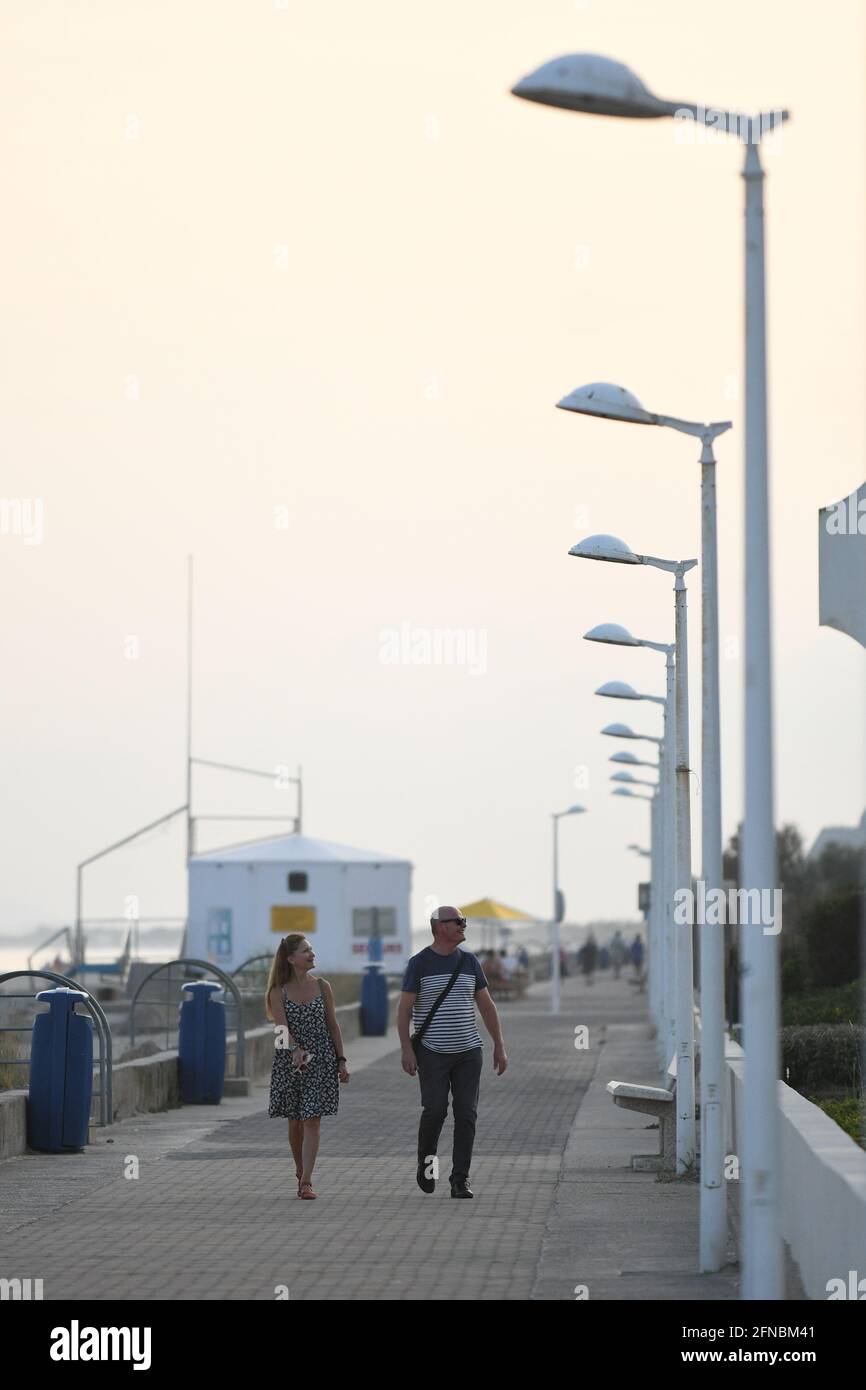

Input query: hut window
[288,872,308,892]
[352,907,397,938]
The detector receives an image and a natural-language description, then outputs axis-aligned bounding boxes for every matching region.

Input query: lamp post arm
[638,639,675,656]
[638,554,698,575]
[670,106,789,141]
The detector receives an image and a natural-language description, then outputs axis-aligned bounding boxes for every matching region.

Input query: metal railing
[129,959,245,1077]
[0,970,113,1126]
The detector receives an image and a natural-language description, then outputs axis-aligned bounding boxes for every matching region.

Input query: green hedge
[780,1023,864,1092]
[782,980,863,1026]
[808,1097,865,1148]
[803,889,862,987]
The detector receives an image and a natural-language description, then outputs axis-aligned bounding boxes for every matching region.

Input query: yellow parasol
[460,897,538,950]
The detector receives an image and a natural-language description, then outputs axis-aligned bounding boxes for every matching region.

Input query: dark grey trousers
[416,1043,483,1183]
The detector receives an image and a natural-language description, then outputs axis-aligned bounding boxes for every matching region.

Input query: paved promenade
[0,973,741,1300]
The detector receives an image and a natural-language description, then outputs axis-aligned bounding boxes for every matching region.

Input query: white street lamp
[574,535,698,1169]
[601,721,661,748]
[512,48,787,1297]
[610,751,657,769]
[593,629,676,1069]
[611,771,657,788]
[569,387,731,1271]
[551,805,586,1016]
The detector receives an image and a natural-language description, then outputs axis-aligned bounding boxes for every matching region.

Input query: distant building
[808,810,866,861]
[187,833,412,973]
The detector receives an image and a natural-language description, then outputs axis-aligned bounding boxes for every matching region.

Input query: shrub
[808,1096,864,1149]
[803,889,862,988]
[782,980,862,1027]
[780,1023,864,1093]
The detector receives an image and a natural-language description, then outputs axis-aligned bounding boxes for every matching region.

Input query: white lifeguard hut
[187,833,412,974]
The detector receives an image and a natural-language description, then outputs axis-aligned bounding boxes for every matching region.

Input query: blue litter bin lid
[35,987,89,1004]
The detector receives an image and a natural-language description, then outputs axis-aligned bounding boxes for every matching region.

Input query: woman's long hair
[264,934,307,1021]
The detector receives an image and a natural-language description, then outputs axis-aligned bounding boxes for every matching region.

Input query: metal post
[674,565,696,1169]
[649,790,660,1029]
[740,136,782,1299]
[551,814,561,1015]
[663,651,677,1070]
[700,438,727,1269]
[186,554,194,863]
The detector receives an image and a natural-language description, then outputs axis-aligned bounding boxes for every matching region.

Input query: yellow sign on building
[270,906,317,935]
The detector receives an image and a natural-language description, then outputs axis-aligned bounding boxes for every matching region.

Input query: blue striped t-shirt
[402,948,488,1054]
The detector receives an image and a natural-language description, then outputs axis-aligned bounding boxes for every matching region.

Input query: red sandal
[298,1181,317,1200]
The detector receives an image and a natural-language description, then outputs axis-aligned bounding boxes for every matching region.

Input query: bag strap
[413,951,464,1046]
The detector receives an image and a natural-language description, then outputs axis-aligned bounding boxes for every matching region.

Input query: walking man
[399,905,508,1198]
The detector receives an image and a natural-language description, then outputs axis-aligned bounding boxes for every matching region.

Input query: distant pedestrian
[266,935,350,1200]
[630,934,645,979]
[610,929,626,981]
[398,906,508,1199]
[578,932,598,986]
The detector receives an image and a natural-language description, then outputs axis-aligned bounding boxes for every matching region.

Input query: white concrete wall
[726,1052,866,1300]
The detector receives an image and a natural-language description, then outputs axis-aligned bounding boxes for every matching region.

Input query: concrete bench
[606,1079,676,1173]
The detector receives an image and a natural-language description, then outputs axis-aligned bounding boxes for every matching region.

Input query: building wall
[188,858,411,974]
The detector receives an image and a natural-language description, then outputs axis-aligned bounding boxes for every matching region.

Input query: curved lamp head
[584,622,640,647]
[569,534,639,564]
[511,55,675,120]
[596,680,641,700]
[558,381,655,426]
[611,771,638,783]
[601,722,638,739]
[612,786,653,800]
[610,750,641,764]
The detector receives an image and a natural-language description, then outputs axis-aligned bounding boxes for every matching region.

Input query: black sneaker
[450,1178,473,1199]
[416,1161,435,1194]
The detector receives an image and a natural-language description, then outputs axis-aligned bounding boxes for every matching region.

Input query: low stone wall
[726,1044,866,1300]
[0,994,400,1159]
[0,1092,26,1162]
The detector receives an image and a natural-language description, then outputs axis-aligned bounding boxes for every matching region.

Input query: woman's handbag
[410,951,464,1054]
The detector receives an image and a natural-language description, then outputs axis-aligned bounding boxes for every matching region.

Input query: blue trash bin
[360,937,388,1036]
[178,981,226,1103]
[28,988,93,1153]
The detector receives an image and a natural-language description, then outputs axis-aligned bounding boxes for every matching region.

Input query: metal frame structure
[0,969,113,1127]
[128,958,245,1077]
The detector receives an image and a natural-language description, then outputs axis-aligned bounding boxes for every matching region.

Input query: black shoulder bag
[410,951,464,1054]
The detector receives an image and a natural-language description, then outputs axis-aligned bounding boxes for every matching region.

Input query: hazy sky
[2,0,864,954]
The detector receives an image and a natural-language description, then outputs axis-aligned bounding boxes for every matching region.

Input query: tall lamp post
[562,382,731,1270]
[512,49,787,1297]
[595,674,669,1046]
[572,534,698,1169]
[551,805,586,1015]
[588,630,675,1060]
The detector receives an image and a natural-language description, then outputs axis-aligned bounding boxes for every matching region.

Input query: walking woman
[266,934,349,1199]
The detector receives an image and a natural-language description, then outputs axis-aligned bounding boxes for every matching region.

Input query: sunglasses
[442,916,467,927]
